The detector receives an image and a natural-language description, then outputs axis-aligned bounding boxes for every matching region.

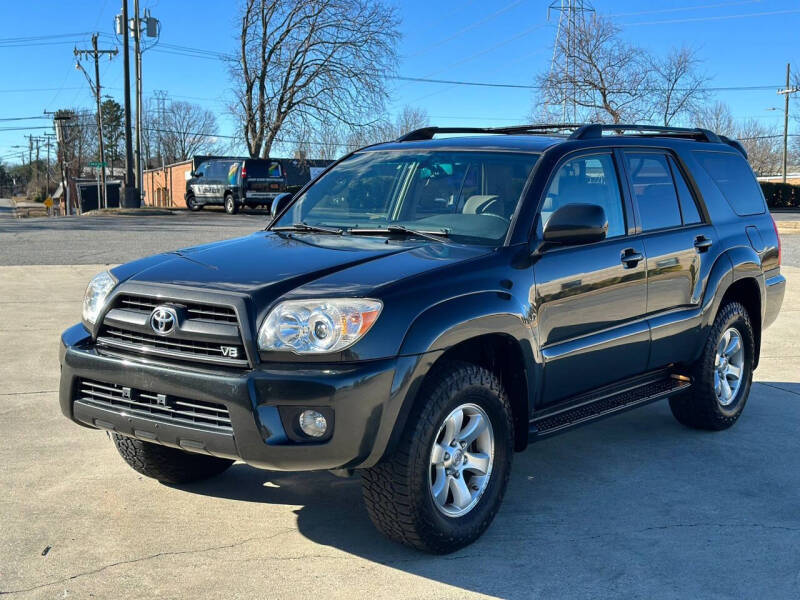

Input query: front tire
[224,193,238,215]
[186,195,202,211]
[111,434,233,484]
[669,301,754,430]
[361,362,513,553]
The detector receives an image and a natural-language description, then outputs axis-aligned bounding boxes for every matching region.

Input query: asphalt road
[1,210,799,599]
[2,207,800,268]
[0,209,267,266]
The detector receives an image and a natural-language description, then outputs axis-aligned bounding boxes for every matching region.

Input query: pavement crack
[0,529,295,596]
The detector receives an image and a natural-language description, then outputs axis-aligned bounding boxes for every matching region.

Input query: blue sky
[1,0,799,163]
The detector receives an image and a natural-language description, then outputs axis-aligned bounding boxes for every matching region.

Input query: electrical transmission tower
[547,1,595,122]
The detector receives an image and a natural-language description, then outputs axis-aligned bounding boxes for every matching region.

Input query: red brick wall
[142,161,193,208]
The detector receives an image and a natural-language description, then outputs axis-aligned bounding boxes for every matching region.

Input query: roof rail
[570,124,722,143]
[396,123,584,142]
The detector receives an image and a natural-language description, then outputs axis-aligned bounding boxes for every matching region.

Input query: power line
[624,7,800,27]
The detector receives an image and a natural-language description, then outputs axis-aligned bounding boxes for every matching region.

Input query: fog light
[299,410,328,438]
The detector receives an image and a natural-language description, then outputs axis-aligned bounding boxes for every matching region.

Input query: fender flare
[696,245,764,364]
[359,293,537,467]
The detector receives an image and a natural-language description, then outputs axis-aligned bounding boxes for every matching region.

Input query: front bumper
[59,324,425,471]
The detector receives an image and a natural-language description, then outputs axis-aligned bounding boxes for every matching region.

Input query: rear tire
[186,195,202,211]
[224,193,238,215]
[669,301,754,430]
[111,434,233,484]
[361,361,513,554]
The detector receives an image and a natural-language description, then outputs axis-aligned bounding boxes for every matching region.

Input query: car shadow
[170,386,800,598]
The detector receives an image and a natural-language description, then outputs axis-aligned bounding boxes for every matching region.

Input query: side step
[529,374,691,440]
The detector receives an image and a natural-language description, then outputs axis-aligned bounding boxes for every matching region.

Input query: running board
[529,374,691,440]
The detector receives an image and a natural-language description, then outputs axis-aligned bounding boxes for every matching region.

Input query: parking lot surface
[1,216,799,599]
[0,210,266,266]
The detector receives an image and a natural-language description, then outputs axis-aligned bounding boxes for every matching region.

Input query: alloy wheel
[714,327,745,406]
[428,403,495,518]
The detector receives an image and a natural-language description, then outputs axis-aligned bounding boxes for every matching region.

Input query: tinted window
[194,162,208,177]
[692,151,765,216]
[543,153,625,238]
[247,160,282,178]
[625,153,681,231]
[668,156,701,224]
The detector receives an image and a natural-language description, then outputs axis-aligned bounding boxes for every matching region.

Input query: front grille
[117,295,238,323]
[96,293,248,368]
[75,379,232,431]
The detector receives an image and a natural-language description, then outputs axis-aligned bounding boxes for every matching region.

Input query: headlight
[82,270,117,325]
[258,298,382,354]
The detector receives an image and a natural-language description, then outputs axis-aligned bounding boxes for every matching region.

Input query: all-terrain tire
[112,434,233,484]
[361,361,513,554]
[669,301,755,430]
[224,193,238,215]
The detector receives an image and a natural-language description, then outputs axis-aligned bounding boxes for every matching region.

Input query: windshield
[273,150,539,245]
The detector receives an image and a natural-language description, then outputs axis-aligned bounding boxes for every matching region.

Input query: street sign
[43,197,53,208]
[88,161,107,167]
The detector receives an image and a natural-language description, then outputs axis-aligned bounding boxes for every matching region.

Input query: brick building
[141,159,193,208]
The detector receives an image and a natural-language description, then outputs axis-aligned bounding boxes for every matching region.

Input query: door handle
[621,248,644,268]
[694,235,712,252]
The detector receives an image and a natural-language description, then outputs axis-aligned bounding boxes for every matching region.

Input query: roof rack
[395,123,748,154]
[569,124,721,143]
[396,124,583,142]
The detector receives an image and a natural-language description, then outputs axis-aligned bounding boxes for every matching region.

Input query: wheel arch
[702,246,764,368]
[391,294,536,456]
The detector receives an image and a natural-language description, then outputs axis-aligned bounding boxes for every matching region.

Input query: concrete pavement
[0,262,798,599]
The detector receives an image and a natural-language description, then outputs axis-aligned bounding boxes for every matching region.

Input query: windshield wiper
[273,222,344,235]
[350,224,449,243]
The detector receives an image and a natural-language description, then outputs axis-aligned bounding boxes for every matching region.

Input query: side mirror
[542,203,607,246]
[192,171,202,178]
[270,192,293,218]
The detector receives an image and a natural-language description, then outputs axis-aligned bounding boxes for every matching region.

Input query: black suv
[185,157,331,214]
[60,124,785,553]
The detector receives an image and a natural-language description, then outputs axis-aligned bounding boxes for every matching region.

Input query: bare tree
[737,119,782,176]
[231,0,399,158]
[651,46,711,126]
[158,101,221,163]
[536,15,652,124]
[692,101,737,137]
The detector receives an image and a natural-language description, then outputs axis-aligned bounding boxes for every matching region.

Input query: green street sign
[88,161,107,167]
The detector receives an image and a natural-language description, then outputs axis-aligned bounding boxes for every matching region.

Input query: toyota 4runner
[59,124,785,553]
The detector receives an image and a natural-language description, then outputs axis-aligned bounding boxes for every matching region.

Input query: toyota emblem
[150,306,178,336]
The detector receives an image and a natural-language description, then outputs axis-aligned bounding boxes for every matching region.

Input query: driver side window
[542,154,626,238]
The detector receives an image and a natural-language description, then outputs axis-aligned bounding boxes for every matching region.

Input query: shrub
[760,181,800,209]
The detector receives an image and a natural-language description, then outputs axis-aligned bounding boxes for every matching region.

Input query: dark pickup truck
[60,124,784,553]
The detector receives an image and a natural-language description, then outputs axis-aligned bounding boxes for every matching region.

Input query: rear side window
[624,153,682,231]
[247,161,282,178]
[692,151,766,216]
[668,156,701,224]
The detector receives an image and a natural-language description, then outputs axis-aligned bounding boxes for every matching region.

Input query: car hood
[116,231,489,304]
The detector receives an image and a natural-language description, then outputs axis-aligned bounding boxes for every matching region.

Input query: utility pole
[43,134,55,199]
[121,0,137,208]
[75,34,117,209]
[777,63,799,184]
[47,111,73,215]
[133,0,142,197]
[116,3,159,207]
[154,89,168,205]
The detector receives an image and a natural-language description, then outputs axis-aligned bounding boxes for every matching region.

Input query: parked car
[184,157,332,214]
[60,124,784,553]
